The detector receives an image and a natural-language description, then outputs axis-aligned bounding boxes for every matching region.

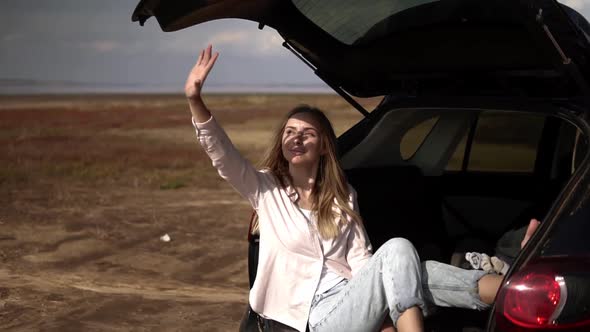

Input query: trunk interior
[336,100,588,330]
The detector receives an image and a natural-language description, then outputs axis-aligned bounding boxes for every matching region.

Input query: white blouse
[299,208,346,295]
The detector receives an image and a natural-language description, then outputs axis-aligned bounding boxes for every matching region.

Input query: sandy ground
[0,94,378,331]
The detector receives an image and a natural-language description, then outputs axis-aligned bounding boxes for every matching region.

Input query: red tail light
[502,272,565,327]
[494,257,590,331]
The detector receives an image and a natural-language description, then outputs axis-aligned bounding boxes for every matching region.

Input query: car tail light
[494,257,590,331]
[502,272,565,327]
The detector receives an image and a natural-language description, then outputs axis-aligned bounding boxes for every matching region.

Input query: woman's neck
[289,162,319,202]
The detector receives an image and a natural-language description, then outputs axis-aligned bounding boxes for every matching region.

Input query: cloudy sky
[0,0,588,93]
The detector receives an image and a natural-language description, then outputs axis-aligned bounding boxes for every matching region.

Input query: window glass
[291,0,439,45]
[400,116,439,160]
[468,112,545,172]
[550,121,581,180]
[446,130,468,171]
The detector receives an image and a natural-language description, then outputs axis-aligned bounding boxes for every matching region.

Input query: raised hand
[185,45,219,100]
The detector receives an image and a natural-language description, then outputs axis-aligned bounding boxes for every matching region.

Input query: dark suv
[132,1,590,331]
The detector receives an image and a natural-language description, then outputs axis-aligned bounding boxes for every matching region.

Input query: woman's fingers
[199,50,219,82]
[205,52,219,72]
[197,49,204,66]
[196,46,217,73]
[203,44,212,64]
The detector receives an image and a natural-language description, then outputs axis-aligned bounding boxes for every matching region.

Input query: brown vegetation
[0,93,379,331]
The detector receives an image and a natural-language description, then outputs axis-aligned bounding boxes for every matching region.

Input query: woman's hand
[185,44,219,100]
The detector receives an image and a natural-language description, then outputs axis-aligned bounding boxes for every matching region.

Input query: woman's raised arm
[184,45,268,209]
[185,44,219,122]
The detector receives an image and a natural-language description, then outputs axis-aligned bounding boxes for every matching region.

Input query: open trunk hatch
[133,0,590,99]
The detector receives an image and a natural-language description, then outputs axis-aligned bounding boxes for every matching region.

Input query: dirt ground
[0,94,378,331]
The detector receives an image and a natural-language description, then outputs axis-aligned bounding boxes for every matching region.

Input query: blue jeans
[308,238,490,332]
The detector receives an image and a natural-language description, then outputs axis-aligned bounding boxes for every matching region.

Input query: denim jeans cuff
[391,297,427,326]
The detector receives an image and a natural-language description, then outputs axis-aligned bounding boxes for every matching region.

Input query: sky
[0,0,589,93]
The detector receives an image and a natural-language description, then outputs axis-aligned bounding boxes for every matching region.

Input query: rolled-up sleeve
[192,116,264,209]
[346,186,373,275]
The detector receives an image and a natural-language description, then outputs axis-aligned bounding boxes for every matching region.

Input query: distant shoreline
[0,91,340,99]
[0,92,363,111]
[0,81,334,95]
[0,90,337,96]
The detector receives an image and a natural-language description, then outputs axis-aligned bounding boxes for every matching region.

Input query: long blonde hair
[258,105,361,239]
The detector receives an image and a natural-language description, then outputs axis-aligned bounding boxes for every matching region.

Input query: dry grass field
[0,94,379,331]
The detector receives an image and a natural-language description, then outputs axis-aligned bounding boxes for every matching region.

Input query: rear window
[446,111,545,173]
[541,129,589,256]
[542,202,590,256]
[291,0,439,45]
[400,116,439,160]
[468,112,545,172]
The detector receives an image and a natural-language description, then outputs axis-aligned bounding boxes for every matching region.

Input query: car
[132,1,590,331]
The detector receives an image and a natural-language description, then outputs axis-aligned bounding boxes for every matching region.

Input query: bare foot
[521,218,541,249]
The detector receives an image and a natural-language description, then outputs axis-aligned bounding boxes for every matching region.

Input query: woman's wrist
[187,95,205,109]
[187,96,211,122]
[186,94,203,103]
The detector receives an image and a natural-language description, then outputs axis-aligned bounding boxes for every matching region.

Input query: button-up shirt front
[193,116,372,332]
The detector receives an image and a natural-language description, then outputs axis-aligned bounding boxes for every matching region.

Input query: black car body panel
[133,0,590,98]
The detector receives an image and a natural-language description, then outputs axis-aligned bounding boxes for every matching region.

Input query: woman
[186,45,503,332]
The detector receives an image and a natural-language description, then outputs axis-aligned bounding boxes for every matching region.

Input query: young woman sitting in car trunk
[186,45,516,332]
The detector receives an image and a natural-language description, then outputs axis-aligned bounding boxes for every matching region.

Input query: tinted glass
[542,202,590,256]
[467,112,545,172]
[291,0,439,45]
[400,116,439,160]
[446,129,468,171]
[541,129,590,256]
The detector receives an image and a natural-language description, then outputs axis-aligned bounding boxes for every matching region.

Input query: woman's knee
[380,237,418,257]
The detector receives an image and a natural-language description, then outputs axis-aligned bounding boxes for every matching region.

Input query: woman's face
[281,113,325,167]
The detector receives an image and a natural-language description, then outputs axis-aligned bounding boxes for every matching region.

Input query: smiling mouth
[289,148,306,155]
